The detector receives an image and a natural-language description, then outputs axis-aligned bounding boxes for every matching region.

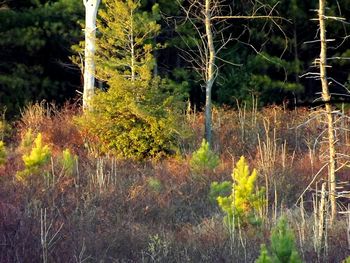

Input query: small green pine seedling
[0,141,6,165]
[256,217,302,263]
[209,181,231,204]
[20,129,35,152]
[16,133,51,182]
[147,177,163,193]
[213,156,265,227]
[190,139,219,173]
[60,148,77,176]
[256,245,272,263]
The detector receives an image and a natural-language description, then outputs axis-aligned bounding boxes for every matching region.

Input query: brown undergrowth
[0,103,349,262]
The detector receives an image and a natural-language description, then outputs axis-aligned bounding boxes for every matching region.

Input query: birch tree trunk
[204,0,215,145]
[318,0,337,224]
[83,0,100,111]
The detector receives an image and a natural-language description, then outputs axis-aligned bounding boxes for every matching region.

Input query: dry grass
[0,103,349,262]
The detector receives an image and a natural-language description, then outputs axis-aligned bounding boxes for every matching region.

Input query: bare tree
[176,0,284,145]
[299,0,349,225]
[317,0,337,225]
[82,0,101,110]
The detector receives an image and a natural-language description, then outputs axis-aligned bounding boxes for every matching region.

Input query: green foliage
[96,0,160,82]
[16,132,51,182]
[60,148,77,176]
[213,156,264,227]
[78,77,183,159]
[256,245,272,263]
[19,128,35,152]
[342,256,350,263]
[78,0,185,159]
[0,141,6,166]
[0,0,83,118]
[216,51,303,107]
[209,181,231,204]
[147,177,163,193]
[190,140,219,173]
[256,217,302,263]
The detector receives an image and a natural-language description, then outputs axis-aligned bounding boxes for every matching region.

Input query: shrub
[0,141,6,166]
[190,139,219,173]
[78,77,184,159]
[16,132,51,182]
[212,156,264,227]
[256,217,302,263]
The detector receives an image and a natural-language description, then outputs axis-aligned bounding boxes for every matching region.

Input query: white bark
[83,0,101,111]
[204,0,215,145]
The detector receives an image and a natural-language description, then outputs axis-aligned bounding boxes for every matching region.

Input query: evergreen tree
[256,217,302,263]
[0,0,83,118]
[78,0,185,159]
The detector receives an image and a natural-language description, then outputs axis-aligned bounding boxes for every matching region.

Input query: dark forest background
[1,0,349,118]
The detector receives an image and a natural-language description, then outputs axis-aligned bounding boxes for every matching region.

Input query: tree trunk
[204,0,215,145]
[318,0,337,224]
[83,0,100,111]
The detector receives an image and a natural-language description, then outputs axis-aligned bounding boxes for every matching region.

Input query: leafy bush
[0,141,6,166]
[190,139,219,173]
[256,217,302,263]
[212,156,264,227]
[16,132,51,182]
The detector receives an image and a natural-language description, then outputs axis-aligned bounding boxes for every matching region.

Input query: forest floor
[0,103,350,262]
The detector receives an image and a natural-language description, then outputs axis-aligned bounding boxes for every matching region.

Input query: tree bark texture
[318,0,337,224]
[83,0,100,111]
[204,0,215,145]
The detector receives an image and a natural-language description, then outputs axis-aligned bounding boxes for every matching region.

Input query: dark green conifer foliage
[0,0,83,118]
[79,0,185,159]
[256,217,302,263]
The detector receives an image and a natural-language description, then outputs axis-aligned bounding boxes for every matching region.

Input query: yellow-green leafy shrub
[190,139,219,173]
[211,156,264,227]
[256,217,302,263]
[16,133,51,182]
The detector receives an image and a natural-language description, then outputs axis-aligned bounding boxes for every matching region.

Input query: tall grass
[0,103,349,262]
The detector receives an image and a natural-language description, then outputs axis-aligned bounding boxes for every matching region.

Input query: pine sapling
[16,133,51,182]
[256,216,302,263]
[212,156,265,227]
[190,139,219,174]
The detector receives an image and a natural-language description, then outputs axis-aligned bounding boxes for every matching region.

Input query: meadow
[0,103,349,263]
